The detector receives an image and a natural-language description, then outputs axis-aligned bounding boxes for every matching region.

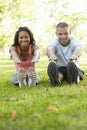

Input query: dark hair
[12,26,36,46]
[56,22,69,29]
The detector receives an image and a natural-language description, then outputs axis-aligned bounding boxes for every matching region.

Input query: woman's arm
[31,45,40,63]
[9,46,21,63]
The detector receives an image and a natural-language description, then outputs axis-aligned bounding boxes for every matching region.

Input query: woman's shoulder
[30,43,39,50]
[9,45,19,52]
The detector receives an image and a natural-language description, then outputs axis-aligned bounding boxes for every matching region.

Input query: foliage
[0,0,87,49]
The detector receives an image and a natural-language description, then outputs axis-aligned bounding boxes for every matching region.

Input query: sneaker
[28,67,36,86]
[67,62,79,84]
[47,62,61,86]
[58,72,63,83]
[18,68,26,87]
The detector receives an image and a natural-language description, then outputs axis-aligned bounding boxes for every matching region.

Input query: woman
[9,26,40,87]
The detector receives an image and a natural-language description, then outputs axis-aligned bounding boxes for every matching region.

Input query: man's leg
[47,62,61,86]
[67,62,79,84]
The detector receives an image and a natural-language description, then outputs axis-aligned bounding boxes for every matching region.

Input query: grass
[0,56,87,130]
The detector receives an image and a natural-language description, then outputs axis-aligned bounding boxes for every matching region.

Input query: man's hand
[49,55,58,61]
[69,55,77,61]
[31,56,39,63]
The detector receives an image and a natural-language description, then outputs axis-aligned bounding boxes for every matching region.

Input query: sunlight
[69,0,87,13]
[57,0,87,15]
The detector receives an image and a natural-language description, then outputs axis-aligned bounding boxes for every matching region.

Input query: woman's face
[18,31,30,48]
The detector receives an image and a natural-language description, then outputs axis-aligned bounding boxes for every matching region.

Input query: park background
[0,0,87,130]
[0,0,87,57]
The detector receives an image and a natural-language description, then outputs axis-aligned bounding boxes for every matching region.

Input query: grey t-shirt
[47,37,82,67]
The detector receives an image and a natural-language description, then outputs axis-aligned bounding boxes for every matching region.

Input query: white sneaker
[77,75,80,83]
[28,67,36,86]
[18,68,26,87]
[58,72,63,83]
[28,78,32,86]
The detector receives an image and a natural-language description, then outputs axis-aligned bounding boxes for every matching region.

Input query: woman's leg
[13,68,27,87]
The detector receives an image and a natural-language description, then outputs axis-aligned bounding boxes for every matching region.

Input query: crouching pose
[46,22,84,86]
[9,26,40,87]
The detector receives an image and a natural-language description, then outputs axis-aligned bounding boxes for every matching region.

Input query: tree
[0,0,87,52]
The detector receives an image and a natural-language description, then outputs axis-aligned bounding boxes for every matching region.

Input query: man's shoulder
[51,38,58,43]
[70,37,81,43]
[48,38,59,46]
[70,37,81,46]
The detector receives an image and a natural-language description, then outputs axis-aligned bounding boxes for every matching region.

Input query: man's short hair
[56,22,69,29]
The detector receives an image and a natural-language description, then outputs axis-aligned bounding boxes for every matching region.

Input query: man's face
[56,26,71,46]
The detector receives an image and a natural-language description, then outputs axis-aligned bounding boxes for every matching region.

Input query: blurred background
[0,0,87,57]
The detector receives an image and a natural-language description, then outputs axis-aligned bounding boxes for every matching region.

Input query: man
[46,22,84,86]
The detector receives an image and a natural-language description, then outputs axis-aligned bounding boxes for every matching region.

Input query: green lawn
[0,56,87,130]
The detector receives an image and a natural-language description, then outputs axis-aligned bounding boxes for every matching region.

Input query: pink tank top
[15,45,35,74]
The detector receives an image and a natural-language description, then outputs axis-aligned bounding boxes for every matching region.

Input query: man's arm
[46,47,58,61]
[9,46,21,63]
[69,44,82,61]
